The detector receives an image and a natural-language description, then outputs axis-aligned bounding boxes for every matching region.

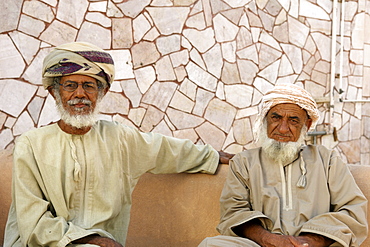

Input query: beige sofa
[1,148,369,246]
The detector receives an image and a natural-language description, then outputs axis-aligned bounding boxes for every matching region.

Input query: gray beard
[55,93,101,129]
[259,124,307,165]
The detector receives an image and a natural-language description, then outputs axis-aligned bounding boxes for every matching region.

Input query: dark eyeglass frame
[59,81,101,94]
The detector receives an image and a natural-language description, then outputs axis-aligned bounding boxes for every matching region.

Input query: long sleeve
[121,125,219,178]
[216,152,273,236]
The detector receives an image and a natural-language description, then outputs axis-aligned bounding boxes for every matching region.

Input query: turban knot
[42,42,115,89]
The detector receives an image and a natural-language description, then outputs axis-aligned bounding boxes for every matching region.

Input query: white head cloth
[253,83,320,138]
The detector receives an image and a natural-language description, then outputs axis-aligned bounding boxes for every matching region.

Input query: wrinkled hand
[259,232,309,247]
[261,233,333,247]
[295,233,334,247]
[72,235,123,247]
[218,151,234,164]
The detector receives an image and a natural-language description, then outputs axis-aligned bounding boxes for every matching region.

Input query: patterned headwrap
[42,42,115,89]
[254,83,320,137]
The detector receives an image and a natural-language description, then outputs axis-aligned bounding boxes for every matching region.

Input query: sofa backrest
[0,149,369,247]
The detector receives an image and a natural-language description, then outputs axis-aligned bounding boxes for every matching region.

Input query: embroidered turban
[42,42,115,89]
[254,83,320,136]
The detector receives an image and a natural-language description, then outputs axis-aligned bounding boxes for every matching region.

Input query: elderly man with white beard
[199,84,368,247]
[4,42,233,247]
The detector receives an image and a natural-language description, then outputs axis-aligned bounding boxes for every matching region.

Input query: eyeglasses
[59,81,100,94]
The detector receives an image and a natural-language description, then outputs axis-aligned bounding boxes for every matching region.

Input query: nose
[277,119,290,134]
[74,84,86,98]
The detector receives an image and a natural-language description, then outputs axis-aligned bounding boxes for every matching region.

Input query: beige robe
[4,120,219,247]
[216,146,368,247]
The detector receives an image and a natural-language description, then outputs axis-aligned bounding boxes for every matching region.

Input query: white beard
[55,93,101,129]
[259,122,307,165]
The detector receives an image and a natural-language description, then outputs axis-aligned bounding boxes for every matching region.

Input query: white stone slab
[0,0,22,33]
[142,81,177,111]
[89,1,107,12]
[186,62,218,92]
[0,80,38,117]
[109,49,134,80]
[100,92,130,115]
[203,44,223,78]
[0,129,13,150]
[193,88,214,116]
[40,20,78,46]
[133,14,152,42]
[221,62,241,85]
[237,59,259,85]
[186,12,206,30]
[147,7,190,35]
[38,94,59,127]
[195,121,225,150]
[9,31,40,65]
[156,35,181,55]
[299,0,330,20]
[112,18,133,48]
[224,84,253,108]
[86,12,112,28]
[233,118,253,145]
[128,108,146,127]
[173,128,198,143]
[183,27,216,53]
[131,41,160,68]
[213,13,239,42]
[170,50,189,68]
[134,66,156,94]
[13,111,35,136]
[0,35,26,78]
[120,79,142,108]
[204,98,237,132]
[77,22,111,49]
[222,0,251,8]
[155,56,177,81]
[116,0,150,18]
[166,107,204,129]
[57,0,89,28]
[140,105,164,132]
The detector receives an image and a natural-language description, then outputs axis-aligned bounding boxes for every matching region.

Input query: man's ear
[305,118,313,130]
[47,87,56,99]
[103,86,109,95]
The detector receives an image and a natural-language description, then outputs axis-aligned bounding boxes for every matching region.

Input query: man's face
[266,103,312,142]
[58,74,100,116]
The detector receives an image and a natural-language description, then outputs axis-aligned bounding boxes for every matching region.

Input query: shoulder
[302,144,337,159]
[17,124,58,143]
[93,120,143,139]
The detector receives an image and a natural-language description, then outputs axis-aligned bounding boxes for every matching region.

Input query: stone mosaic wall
[0,0,369,165]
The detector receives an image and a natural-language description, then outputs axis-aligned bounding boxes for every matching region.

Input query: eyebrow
[270,112,301,121]
[64,80,96,84]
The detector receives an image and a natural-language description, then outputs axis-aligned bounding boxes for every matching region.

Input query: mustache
[67,98,92,106]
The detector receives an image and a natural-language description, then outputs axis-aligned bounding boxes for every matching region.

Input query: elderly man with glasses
[4,42,232,247]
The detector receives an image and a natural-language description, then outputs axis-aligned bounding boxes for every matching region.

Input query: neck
[58,120,92,135]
